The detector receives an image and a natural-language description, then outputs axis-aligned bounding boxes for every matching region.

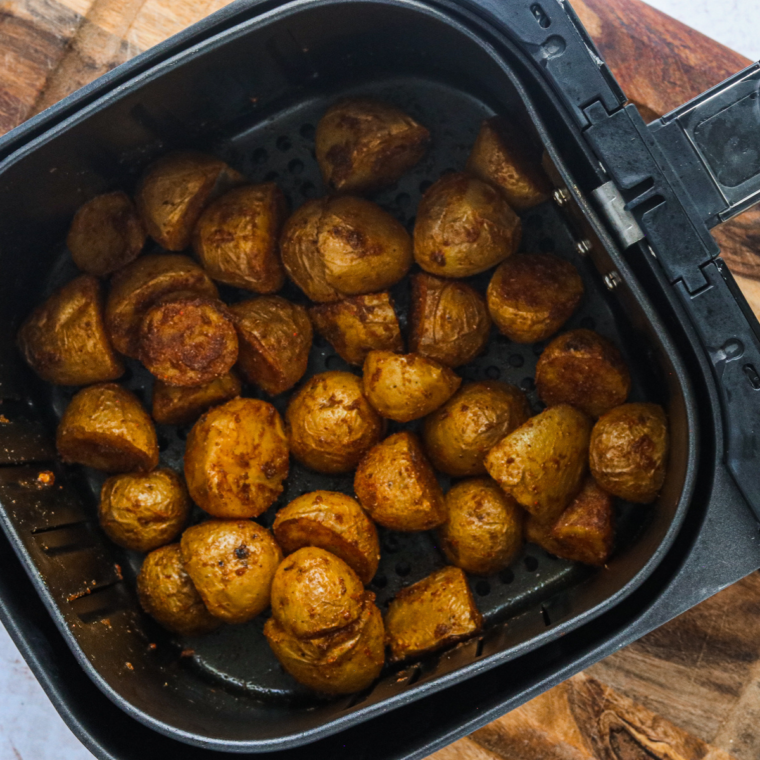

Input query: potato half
[152,371,242,426]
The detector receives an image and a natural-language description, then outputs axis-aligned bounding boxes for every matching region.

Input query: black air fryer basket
[1,0,760,757]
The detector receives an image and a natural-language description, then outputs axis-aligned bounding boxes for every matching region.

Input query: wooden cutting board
[2,1,760,758]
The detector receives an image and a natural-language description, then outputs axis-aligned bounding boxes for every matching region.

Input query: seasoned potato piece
[184,398,289,518]
[18,275,124,386]
[229,296,312,395]
[56,383,159,473]
[286,371,384,474]
[385,566,482,662]
[590,403,669,503]
[354,431,446,532]
[315,98,429,195]
[273,491,380,584]
[422,381,530,477]
[362,350,461,423]
[192,183,287,293]
[152,371,242,426]
[535,329,631,418]
[414,172,521,278]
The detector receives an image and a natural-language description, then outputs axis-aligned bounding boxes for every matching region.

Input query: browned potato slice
[354,431,446,532]
[385,566,482,662]
[590,403,669,503]
[309,291,403,366]
[535,329,631,418]
[181,520,283,624]
[413,172,521,278]
[192,183,287,293]
[152,371,242,426]
[422,381,531,477]
[229,296,312,395]
[315,98,430,195]
[487,253,584,344]
[67,192,146,276]
[286,371,384,474]
[18,274,124,386]
[273,491,380,584]
[56,383,159,473]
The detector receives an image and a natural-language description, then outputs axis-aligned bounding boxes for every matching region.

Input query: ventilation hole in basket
[264,170,279,182]
[485,366,501,380]
[475,580,490,597]
[276,135,292,151]
[499,568,514,584]
[176,427,188,441]
[344,688,371,710]
[520,377,535,392]
[524,214,543,231]
[443,167,456,175]
[475,637,485,657]
[325,355,345,371]
[419,180,433,194]
[406,216,416,233]
[580,316,596,330]
[288,159,304,175]
[157,434,170,452]
[532,342,545,356]
[31,520,88,536]
[539,237,555,253]
[396,192,411,208]
[383,534,400,554]
[69,581,126,624]
[395,561,411,577]
[371,574,387,590]
[407,666,422,686]
[534,400,547,412]
[541,605,551,626]
[299,123,315,140]
[252,148,268,165]
[120,366,134,383]
[524,556,539,572]
[301,181,317,198]
[35,524,97,557]
[509,354,524,369]
[131,387,148,406]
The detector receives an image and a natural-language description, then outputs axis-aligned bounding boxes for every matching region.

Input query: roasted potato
[309,291,403,366]
[152,371,242,426]
[354,431,446,532]
[487,253,584,343]
[413,172,521,278]
[280,195,412,303]
[192,183,287,293]
[18,274,124,386]
[385,566,482,662]
[286,371,384,474]
[67,192,146,276]
[273,491,380,584]
[409,273,491,368]
[422,381,530,477]
[315,98,430,195]
[180,519,283,624]
[589,403,669,503]
[229,296,312,395]
[535,329,631,418]
[56,383,159,473]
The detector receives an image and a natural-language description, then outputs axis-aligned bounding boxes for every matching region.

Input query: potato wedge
[152,371,242,426]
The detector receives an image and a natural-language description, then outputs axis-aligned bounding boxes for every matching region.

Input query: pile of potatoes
[18,97,670,697]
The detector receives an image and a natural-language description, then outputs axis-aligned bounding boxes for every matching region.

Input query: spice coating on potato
[152,371,242,426]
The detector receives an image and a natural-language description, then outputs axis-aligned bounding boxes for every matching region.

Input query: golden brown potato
[535,329,631,418]
[486,253,584,344]
[315,98,430,195]
[413,172,521,278]
[152,371,242,426]
[192,183,287,293]
[67,192,146,276]
[438,478,524,576]
[137,544,220,636]
[56,383,159,473]
[354,431,446,532]
[229,296,312,395]
[280,196,412,303]
[18,275,124,386]
[361,350,461,422]
[590,403,669,503]
[286,371,384,474]
[422,381,531,477]
[273,491,380,584]
[181,520,282,624]
[309,292,403,366]
[485,404,592,524]
[409,273,491,368]
[385,566,482,662]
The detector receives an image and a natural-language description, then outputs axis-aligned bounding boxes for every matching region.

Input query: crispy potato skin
[385,566,482,662]
[286,371,384,474]
[229,297,312,395]
[485,404,592,524]
[409,273,491,368]
[137,544,220,636]
[315,98,429,195]
[273,491,380,584]
[422,381,531,477]
[56,383,159,473]
[184,398,289,518]
[535,329,631,418]
[354,431,446,532]
[362,350,462,422]
[193,183,287,293]
[152,371,242,426]
[67,192,146,276]
[18,274,124,386]
[181,520,282,624]
[590,403,669,503]
[309,292,403,366]
[487,253,584,344]
[413,172,521,278]
[438,478,524,576]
